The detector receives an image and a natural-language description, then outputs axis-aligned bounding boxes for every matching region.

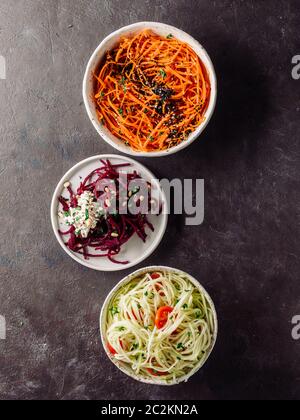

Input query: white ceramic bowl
[83,22,217,158]
[51,155,168,272]
[100,266,218,385]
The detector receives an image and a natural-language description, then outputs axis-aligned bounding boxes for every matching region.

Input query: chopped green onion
[159,69,167,79]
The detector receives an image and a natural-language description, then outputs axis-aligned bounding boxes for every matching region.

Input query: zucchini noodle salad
[103,270,216,384]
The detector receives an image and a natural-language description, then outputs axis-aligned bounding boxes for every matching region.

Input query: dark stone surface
[0,0,299,400]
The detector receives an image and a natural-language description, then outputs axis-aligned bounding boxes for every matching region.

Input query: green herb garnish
[109,306,120,316]
[159,69,167,79]
[131,343,139,351]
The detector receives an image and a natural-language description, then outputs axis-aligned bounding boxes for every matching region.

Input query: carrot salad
[93,30,211,152]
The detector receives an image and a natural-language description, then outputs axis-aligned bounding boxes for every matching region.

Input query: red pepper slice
[107,339,124,355]
[107,342,117,355]
[132,310,138,321]
[155,306,173,329]
[151,273,160,280]
[127,310,141,321]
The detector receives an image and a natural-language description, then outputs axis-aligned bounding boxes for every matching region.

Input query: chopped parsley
[159,69,167,79]
[131,343,139,351]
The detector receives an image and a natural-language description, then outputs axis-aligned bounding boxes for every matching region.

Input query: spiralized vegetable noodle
[94,30,211,152]
[104,270,216,384]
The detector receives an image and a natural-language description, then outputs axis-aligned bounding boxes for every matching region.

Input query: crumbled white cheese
[61,191,103,238]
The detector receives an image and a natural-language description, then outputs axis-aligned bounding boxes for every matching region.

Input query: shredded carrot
[93,30,211,152]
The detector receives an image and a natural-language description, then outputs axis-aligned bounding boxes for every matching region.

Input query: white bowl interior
[51,155,168,272]
[100,266,218,385]
[83,22,217,157]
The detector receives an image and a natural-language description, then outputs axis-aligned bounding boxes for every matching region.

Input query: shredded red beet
[58,160,156,264]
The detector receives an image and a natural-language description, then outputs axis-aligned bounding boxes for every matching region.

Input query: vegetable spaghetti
[94,30,211,152]
[104,270,216,384]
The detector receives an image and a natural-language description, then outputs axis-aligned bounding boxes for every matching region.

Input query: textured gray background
[0,0,299,400]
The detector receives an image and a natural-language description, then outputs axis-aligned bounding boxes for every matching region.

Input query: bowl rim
[83,21,217,158]
[99,265,218,385]
[50,155,168,272]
